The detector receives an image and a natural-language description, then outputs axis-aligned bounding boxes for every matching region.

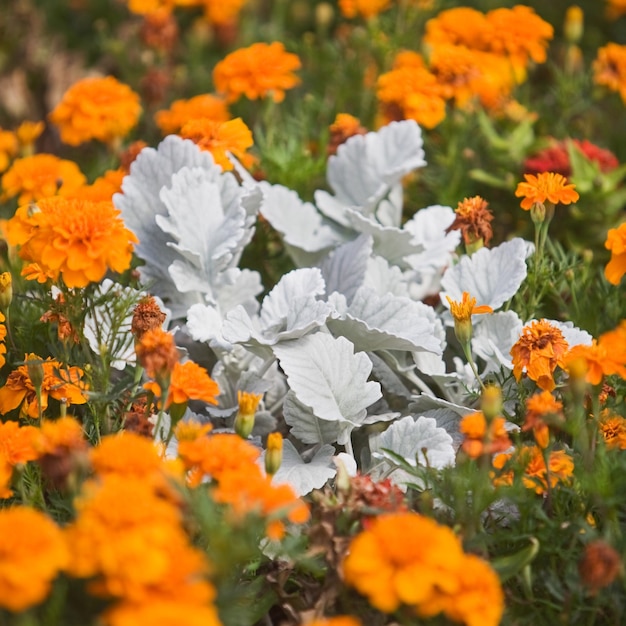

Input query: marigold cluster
[49,76,142,146]
[342,512,503,625]
[5,196,138,288]
[0,354,88,419]
[1,154,86,205]
[510,320,569,391]
[213,42,301,103]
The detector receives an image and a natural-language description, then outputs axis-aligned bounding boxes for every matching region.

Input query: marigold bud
[481,385,503,421]
[265,432,283,476]
[564,6,583,45]
[234,390,262,439]
[0,272,12,310]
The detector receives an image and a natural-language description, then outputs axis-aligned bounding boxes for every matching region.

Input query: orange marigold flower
[418,553,504,626]
[343,512,465,613]
[593,43,626,104]
[154,94,230,135]
[565,340,626,386]
[0,311,7,369]
[598,410,626,450]
[180,117,254,171]
[173,419,212,442]
[338,0,391,20]
[424,7,492,50]
[485,5,554,67]
[145,360,219,408]
[0,128,18,173]
[15,120,45,152]
[447,195,494,248]
[459,411,511,459]
[106,601,222,626]
[523,446,574,494]
[200,0,248,26]
[5,196,138,289]
[515,172,579,211]
[0,506,68,612]
[91,431,167,477]
[305,618,362,626]
[36,416,87,456]
[135,328,179,382]
[523,390,564,449]
[604,222,626,285]
[75,168,126,202]
[213,42,301,103]
[1,154,86,205]
[510,319,570,391]
[327,113,367,156]
[377,65,447,129]
[607,0,626,20]
[0,419,40,466]
[49,76,142,146]
[0,354,88,419]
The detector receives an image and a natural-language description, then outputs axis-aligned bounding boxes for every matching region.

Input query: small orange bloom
[49,76,142,146]
[75,168,126,202]
[593,43,626,104]
[459,411,511,458]
[598,410,626,450]
[15,121,45,151]
[180,117,254,171]
[135,328,179,382]
[515,172,579,211]
[213,42,301,103]
[145,360,219,408]
[200,0,248,26]
[523,446,574,494]
[604,222,626,285]
[305,618,362,626]
[607,0,626,20]
[5,197,138,288]
[154,94,230,135]
[0,420,40,466]
[510,320,569,391]
[1,154,86,205]
[424,7,491,50]
[338,0,391,20]
[0,507,68,612]
[565,340,626,386]
[0,128,18,173]
[327,113,367,156]
[522,390,564,448]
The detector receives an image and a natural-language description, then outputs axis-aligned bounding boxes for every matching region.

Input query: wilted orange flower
[343,512,465,613]
[145,360,219,408]
[0,311,7,369]
[338,0,391,20]
[49,76,142,146]
[486,6,553,67]
[0,506,68,612]
[447,195,494,248]
[523,390,564,448]
[579,540,622,595]
[604,222,626,285]
[0,354,88,419]
[593,43,626,104]
[5,196,138,288]
[418,553,504,626]
[459,411,511,458]
[154,94,230,134]
[135,328,179,382]
[511,320,569,391]
[0,128,18,173]
[180,117,254,171]
[598,410,626,450]
[377,65,447,129]
[1,154,86,205]
[515,172,579,211]
[131,296,167,340]
[213,42,301,103]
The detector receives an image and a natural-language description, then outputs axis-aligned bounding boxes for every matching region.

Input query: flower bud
[0,272,12,311]
[265,432,283,476]
[234,391,262,439]
[481,385,503,421]
[564,6,583,45]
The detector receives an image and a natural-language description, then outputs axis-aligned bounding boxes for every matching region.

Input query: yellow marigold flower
[343,512,465,613]
[145,360,220,408]
[135,327,179,383]
[377,65,447,129]
[424,7,492,51]
[446,292,493,346]
[154,94,230,134]
[510,319,569,391]
[604,222,626,285]
[1,154,86,205]
[598,410,626,450]
[0,506,68,612]
[238,390,262,416]
[594,43,626,104]
[485,5,554,67]
[5,196,138,289]
[49,76,142,146]
[0,354,88,419]
[213,42,301,103]
[338,0,391,19]
[106,601,222,626]
[515,172,579,211]
[173,419,212,442]
[523,390,564,449]
[564,6,584,45]
[180,117,254,171]
[0,129,18,173]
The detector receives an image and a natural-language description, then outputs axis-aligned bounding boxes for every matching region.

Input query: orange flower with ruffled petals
[5,196,138,288]
[0,354,88,419]
[593,43,626,104]
[515,172,579,211]
[460,411,511,458]
[510,320,569,391]
[154,94,230,134]
[49,76,141,146]
[604,222,626,285]
[424,7,491,50]
[523,391,564,448]
[180,117,254,171]
[213,42,301,103]
[144,360,219,408]
[2,154,86,205]
[75,168,126,202]
[0,507,68,612]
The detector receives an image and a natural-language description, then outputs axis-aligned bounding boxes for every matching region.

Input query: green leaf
[492,537,540,582]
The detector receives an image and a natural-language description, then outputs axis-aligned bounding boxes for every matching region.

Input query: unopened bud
[265,432,283,476]
[0,272,12,311]
[234,390,262,439]
[481,385,503,421]
[564,6,583,45]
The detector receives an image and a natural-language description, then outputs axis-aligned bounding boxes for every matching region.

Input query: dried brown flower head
[447,195,494,248]
[131,296,166,340]
[579,540,622,595]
